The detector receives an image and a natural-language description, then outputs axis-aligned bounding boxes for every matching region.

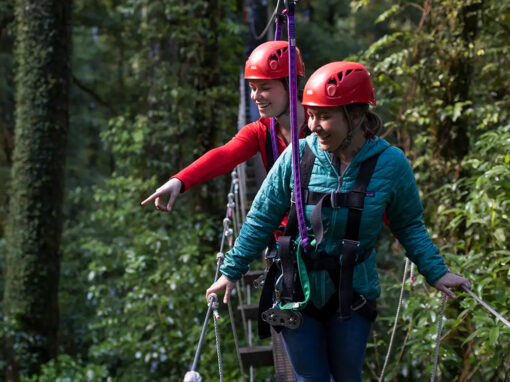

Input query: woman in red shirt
[141,40,309,211]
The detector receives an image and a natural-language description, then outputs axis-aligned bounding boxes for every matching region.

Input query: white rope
[379,258,409,381]
[212,307,224,382]
[430,294,447,382]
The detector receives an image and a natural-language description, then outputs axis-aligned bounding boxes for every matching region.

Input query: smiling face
[249,79,289,118]
[307,106,350,153]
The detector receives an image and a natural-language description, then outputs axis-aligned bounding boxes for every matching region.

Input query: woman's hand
[433,272,471,298]
[206,275,235,304]
[140,178,183,212]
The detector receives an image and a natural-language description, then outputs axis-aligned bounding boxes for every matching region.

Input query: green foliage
[21,355,109,382]
[2,0,510,380]
[357,0,510,380]
[56,0,245,380]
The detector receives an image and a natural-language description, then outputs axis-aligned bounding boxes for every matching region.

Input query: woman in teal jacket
[207,62,470,381]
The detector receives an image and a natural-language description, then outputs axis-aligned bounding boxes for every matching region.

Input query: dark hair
[279,77,304,101]
[345,103,383,139]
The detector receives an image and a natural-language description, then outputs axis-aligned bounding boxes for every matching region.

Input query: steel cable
[379,258,409,381]
[249,0,282,41]
[431,294,447,382]
[461,285,510,328]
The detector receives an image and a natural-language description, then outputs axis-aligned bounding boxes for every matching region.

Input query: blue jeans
[280,312,372,382]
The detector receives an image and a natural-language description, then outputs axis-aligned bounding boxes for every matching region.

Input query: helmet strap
[335,106,365,151]
[275,81,290,118]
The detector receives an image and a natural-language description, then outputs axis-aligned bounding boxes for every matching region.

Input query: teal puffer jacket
[221,134,448,309]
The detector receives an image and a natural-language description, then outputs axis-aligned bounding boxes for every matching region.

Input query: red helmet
[244,41,305,80]
[302,61,376,107]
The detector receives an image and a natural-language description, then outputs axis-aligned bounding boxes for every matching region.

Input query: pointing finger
[141,191,161,206]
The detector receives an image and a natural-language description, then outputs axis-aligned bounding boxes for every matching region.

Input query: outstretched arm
[386,149,470,294]
[141,123,262,211]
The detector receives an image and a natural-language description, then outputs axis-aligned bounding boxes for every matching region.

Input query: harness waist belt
[292,189,366,209]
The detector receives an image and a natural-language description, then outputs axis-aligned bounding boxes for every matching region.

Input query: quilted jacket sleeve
[220,143,297,281]
[385,149,449,285]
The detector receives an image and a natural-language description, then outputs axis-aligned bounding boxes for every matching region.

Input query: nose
[251,88,261,102]
[308,116,320,133]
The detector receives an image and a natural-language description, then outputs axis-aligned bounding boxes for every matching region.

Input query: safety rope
[378,258,410,382]
[249,0,282,41]
[431,294,447,382]
[285,0,311,251]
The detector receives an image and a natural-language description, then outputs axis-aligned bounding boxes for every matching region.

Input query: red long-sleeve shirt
[173,118,308,192]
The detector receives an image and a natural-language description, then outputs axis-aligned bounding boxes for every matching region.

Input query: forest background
[0,0,509,381]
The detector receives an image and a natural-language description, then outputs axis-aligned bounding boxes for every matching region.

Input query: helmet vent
[355,68,362,72]
[345,69,353,76]
[282,47,288,53]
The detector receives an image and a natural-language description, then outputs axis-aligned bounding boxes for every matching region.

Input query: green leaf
[489,327,499,346]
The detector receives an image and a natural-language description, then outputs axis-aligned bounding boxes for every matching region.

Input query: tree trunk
[3,0,72,379]
[433,0,482,161]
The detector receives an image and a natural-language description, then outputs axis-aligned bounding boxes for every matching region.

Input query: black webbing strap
[300,189,365,207]
[265,127,275,173]
[310,154,380,249]
[258,261,281,339]
[278,236,294,304]
[337,154,381,319]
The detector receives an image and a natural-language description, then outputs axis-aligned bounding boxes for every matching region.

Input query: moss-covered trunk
[3,0,72,379]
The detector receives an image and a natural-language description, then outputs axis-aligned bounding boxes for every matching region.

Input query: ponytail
[345,103,383,139]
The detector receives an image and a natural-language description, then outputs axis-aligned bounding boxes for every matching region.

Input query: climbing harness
[257,3,382,334]
[258,144,380,337]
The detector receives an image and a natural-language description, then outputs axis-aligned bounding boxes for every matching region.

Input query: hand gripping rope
[379,259,510,381]
[428,285,510,381]
[285,0,311,252]
[183,174,246,382]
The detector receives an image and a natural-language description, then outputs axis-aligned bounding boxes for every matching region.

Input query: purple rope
[269,15,285,164]
[286,2,311,251]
